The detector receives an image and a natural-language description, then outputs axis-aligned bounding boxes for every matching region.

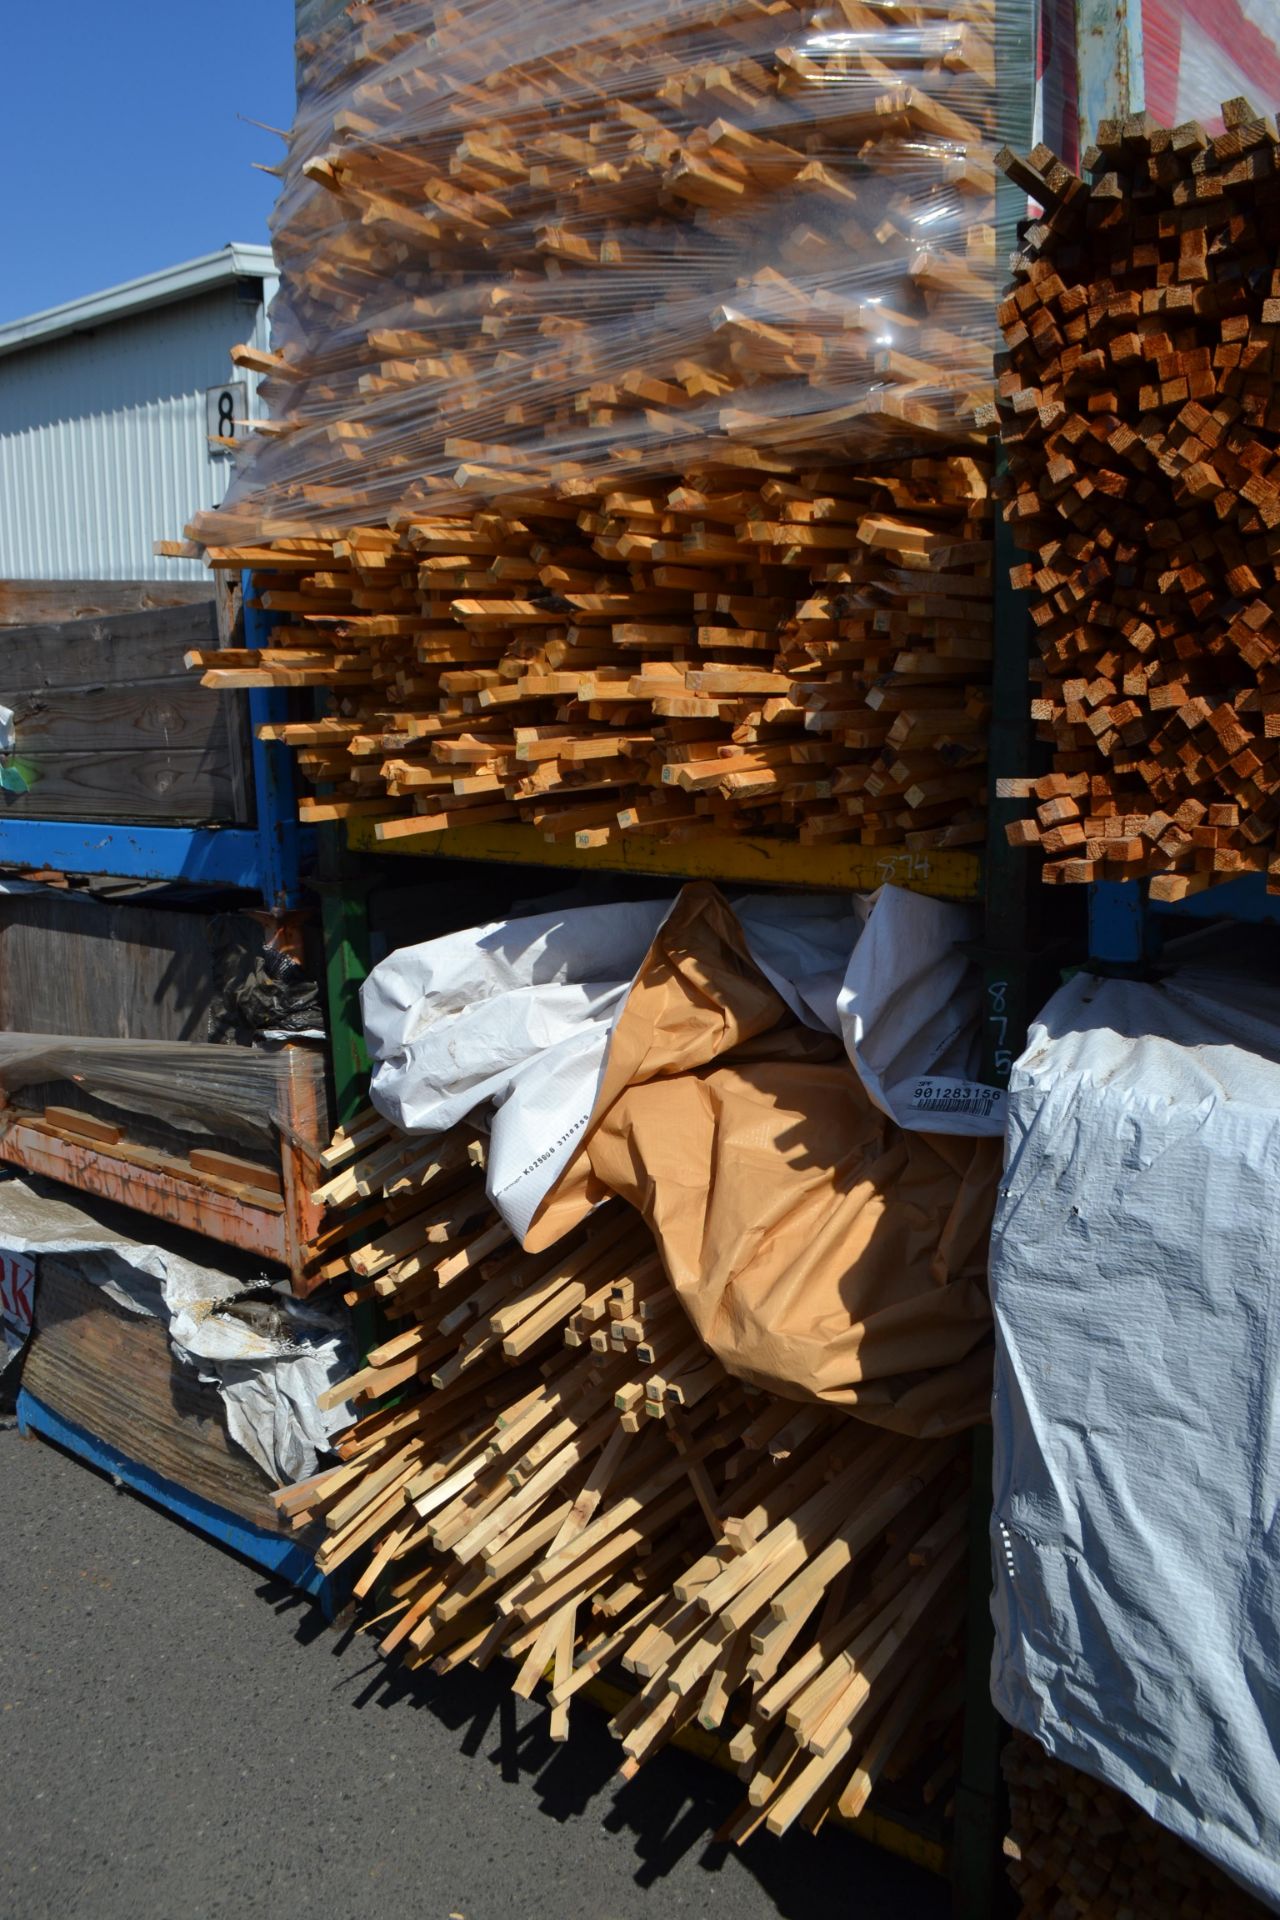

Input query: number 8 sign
[206,381,248,454]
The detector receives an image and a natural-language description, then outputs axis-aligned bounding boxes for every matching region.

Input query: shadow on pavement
[258,1573,946,1920]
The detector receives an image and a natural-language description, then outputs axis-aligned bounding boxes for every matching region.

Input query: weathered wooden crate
[18,1258,336,1608]
[22,1257,282,1526]
[0,578,213,626]
[0,599,251,823]
[0,893,328,1287]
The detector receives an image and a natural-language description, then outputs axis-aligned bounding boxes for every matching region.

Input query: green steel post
[317,826,378,1357]
[319,828,372,1125]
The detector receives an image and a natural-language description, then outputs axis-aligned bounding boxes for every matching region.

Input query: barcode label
[910,1079,1005,1121]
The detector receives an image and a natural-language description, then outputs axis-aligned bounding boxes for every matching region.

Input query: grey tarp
[990,934,1280,1912]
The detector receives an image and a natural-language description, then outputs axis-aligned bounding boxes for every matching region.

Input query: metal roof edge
[0,245,278,360]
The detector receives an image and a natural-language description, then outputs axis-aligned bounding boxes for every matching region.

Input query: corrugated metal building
[0,246,278,584]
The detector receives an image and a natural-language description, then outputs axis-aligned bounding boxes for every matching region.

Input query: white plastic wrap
[0,1178,354,1484]
[209,0,1014,538]
[1143,0,1280,131]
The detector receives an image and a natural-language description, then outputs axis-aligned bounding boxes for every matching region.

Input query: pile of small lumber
[288,1106,967,1840]
[1004,1733,1266,1919]
[192,456,992,853]
[7,1105,286,1211]
[992,100,1280,897]
[213,0,1001,530]
[181,0,1005,854]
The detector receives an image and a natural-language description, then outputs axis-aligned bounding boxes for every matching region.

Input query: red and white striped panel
[1143,0,1280,129]
[0,1249,35,1354]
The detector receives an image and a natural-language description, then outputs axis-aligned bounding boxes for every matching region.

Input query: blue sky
[0,2,295,323]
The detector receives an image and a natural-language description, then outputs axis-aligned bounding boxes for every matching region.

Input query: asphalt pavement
[0,1424,949,1920]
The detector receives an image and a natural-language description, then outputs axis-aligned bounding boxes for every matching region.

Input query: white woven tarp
[990,934,1280,1912]
[0,1177,353,1483]
[362,882,1003,1242]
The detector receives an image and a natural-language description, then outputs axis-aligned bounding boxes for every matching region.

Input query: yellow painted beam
[346,819,981,902]
[582,1674,949,1878]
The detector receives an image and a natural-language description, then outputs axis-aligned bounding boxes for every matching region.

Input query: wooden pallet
[16,1259,341,1613]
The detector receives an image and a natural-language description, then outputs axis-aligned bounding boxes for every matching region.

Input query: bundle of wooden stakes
[213,0,1001,525]
[190,457,992,853]
[182,0,1006,854]
[991,100,1280,897]
[285,1106,969,1840]
[1003,1734,1267,1919]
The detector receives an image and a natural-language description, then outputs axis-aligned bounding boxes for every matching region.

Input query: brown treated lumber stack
[993,100,1280,897]
[292,1107,968,1839]
[184,0,1007,853]
[1003,1734,1267,1919]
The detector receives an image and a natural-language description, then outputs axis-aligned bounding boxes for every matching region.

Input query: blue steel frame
[0,573,308,908]
[17,1386,343,1618]
[1090,874,1280,963]
[1074,0,1144,161]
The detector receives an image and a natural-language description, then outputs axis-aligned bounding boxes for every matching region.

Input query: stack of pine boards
[286,1106,967,1844]
[195,461,991,853]
[186,0,1008,855]
[992,98,1280,898]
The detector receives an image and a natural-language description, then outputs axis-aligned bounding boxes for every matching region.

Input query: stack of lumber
[1003,1734,1266,1919]
[185,0,1007,853]
[208,0,1001,531]
[6,1107,286,1212]
[289,1106,968,1840]
[194,458,992,852]
[992,100,1280,897]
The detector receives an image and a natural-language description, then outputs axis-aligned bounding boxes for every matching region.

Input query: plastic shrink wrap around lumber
[188,0,1018,854]
[0,1035,311,1149]
[990,71,1280,897]
[290,1103,970,1843]
[1142,0,1280,137]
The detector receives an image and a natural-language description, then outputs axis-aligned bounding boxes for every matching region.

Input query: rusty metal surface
[0,1120,289,1266]
[1075,0,1145,152]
